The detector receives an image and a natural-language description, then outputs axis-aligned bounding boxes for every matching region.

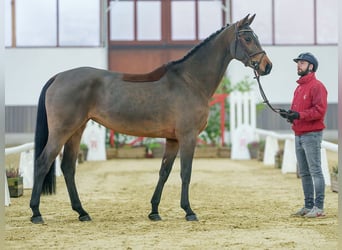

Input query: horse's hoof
[31,216,45,224]
[185,214,198,221]
[79,214,92,222]
[148,213,162,221]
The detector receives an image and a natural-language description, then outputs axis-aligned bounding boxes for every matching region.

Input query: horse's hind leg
[61,125,91,222]
[149,139,179,221]
[30,144,63,224]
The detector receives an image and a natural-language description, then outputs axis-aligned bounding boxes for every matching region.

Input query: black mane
[168,24,230,66]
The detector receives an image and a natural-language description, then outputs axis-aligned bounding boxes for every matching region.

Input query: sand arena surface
[5,158,338,249]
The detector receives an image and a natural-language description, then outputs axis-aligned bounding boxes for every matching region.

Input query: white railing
[5,142,34,155]
[255,128,338,186]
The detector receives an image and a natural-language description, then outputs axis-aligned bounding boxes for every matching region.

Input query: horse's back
[56,67,118,81]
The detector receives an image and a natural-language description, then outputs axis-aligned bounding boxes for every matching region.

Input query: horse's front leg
[149,139,179,221]
[179,137,198,221]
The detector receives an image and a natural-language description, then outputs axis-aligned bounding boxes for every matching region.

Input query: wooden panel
[109,49,165,73]
[108,47,192,74]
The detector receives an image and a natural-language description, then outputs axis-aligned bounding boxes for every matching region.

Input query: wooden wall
[108,45,194,73]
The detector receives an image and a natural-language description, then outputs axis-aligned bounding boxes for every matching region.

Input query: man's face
[297,60,312,76]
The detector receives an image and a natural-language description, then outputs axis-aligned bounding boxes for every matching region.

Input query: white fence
[255,128,338,186]
[230,91,257,159]
[229,90,338,186]
[4,129,338,207]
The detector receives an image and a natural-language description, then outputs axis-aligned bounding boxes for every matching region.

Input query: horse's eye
[245,37,252,43]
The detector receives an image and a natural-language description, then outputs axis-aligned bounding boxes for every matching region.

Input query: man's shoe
[304,206,325,218]
[291,207,311,217]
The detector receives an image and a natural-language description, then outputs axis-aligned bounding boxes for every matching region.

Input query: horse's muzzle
[264,63,272,75]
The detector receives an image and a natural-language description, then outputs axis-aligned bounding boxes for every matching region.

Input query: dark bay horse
[30,14,272,224]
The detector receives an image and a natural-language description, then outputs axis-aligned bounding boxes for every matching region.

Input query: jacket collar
[297,72,316,85]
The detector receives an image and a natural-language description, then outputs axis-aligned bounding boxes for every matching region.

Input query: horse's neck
[180,31,234,98]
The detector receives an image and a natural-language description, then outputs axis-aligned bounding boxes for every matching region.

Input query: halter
[233,24,281,114]
[233,24,266,70]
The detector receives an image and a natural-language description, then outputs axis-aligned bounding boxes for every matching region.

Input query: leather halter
[232,24,281,114]
[232,24,266,71]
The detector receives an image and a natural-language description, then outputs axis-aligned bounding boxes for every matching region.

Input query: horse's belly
[95,115,176,139]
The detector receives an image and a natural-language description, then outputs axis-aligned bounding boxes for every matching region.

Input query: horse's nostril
[265,63,272,74]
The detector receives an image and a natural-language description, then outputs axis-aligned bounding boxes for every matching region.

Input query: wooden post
[11,0,16,47]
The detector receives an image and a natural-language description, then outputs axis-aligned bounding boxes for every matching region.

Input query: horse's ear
[247,14,256,25]
[237,14,250,28]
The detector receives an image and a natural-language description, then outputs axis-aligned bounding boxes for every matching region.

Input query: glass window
[171,1,196,40]
[137,1,161,40]
[316,0,338,44]
[16,0,57,46]
[274,0,314,44]
[59,0,100,46]
[5,0,12,46]
[231,0,273,44]
[110,1,134,41]
[198,1,223,39]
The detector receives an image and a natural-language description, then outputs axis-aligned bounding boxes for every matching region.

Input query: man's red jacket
[290,72,328,136]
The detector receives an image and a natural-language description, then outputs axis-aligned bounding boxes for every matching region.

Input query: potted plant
[6,165,23,197]
[257,140,265,161]
[78,143,89,163]
[144,138,164,158]
[331,165,338,192]
[247,141,260,159]
[274,149,284,169]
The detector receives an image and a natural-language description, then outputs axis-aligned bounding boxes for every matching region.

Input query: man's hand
[287,110,300,123]
[279,109,288,119]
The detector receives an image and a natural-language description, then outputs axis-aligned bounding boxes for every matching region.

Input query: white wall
[227,45,338,104]
[5,48,108,105]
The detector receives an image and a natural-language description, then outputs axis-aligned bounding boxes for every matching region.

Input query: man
[279,52,328,218]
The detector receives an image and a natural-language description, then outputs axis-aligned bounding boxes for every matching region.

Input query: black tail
[34,76,57,195]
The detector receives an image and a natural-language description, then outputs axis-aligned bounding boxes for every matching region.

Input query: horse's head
[230,14,272,76]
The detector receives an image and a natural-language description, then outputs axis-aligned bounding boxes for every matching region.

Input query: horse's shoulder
[122,64,167,82]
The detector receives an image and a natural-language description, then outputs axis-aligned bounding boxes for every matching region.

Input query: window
[137,1,161,40]
[316,0,338,44]
[59,0,100,46]
[231,0,273,44]
[171,0,223,41]
[171,1,196,40]
[231,0,338,45]
[6,0,102,47]
[5,0,12,46]
[16,0,57,46]
[110,0,224,43]
[274,0,314,44]
[110,0,162,41]
[6,0,338,47]
[198,1,224,39]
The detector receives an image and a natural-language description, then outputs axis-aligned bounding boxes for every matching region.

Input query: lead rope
[253,70,281,114]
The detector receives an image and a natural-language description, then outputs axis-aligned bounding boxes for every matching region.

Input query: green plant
[144,138,162,150]
[332,165,338,176]
[80,143,88,151]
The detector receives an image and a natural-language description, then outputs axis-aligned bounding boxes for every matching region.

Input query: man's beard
[297,66,310,76]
